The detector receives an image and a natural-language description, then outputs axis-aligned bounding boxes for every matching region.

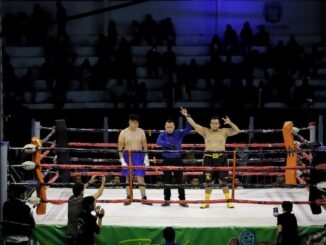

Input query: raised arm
[180,121,192,137]
[92,176,106,200]
[84,175,96,189]
[222,116,240,136]
[180,107,206,136]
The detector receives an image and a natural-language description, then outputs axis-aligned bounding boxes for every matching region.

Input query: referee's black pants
[162,157,185,201]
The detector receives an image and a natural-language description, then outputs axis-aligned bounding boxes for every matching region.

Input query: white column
[0,141,9,222]
[308,122,316,143]
[0,15,3,142]
[318,115,323,143]
[31,119,41,138]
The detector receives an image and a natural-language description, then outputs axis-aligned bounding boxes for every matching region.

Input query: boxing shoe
[227,201,234,208]
[161,201,170,207]
[124,196,131,206]
[142,196,153,206]
[179,199,189,207]
[200,204,210,209]
[179,203,189,208]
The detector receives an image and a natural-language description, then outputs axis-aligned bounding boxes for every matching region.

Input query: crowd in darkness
[2,0,319,110]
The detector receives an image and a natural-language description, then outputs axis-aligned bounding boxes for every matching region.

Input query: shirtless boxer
[180,107,240,208]
[118,114,152,205]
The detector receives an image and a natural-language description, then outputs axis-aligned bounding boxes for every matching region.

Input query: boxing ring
[1,120,326,245]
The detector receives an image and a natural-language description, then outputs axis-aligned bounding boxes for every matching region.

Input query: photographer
[77,196,105,245]
[66,176,106,244]
[275,201,299,245]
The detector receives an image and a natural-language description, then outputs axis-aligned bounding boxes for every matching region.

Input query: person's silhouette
[162,227,182,245]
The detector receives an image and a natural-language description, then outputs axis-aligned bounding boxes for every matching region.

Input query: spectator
[92,57,110,89]
[66,176,106,245]
[185,59,200,100]
[56,0,67,40]
[130,20,142,45]
[16,12,29,45]
[21,68,35,103]
[110,78,128,108]
[162,70,177,108]
[134,82,148,108]
[157,17,176,46]
[78,58,93,90]
[40,56,56,102]
[115,37,133,80]
[107,20,118,48]
[3,13,19,45]
[175,63,187,101]
[275,201,299,245]
[242,78,259,107]
[95,34,113,60]
[3,96,32,147]
[2,185,35,245]
[29,4,51,45]
[240,21,254,54]
[224,24,238,54]
[162,227,182,245]
[285,35,303,72]
[77,196,105,245]
[146,44,161,78]
[3,53,18,99]
[293,77,314,108]
[209,34,223,59]
[161,43,176,75]
[254,25,270,47]
[141,14,157,45]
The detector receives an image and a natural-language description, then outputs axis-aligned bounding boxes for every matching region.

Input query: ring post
[55,119,70,182]
[128,150,133,202]
[282,121,297,184]
[231,150,237,201]
[0,141,9,222]
[32,137,47,215]
[308,122,316,143]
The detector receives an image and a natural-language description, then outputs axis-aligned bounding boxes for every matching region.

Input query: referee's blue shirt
[156,123,192,158]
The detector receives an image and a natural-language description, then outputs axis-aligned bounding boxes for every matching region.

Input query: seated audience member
[162,227,182,245]
[2,185,35,245]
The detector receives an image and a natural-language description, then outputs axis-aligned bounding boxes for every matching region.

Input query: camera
[273,207,279,217]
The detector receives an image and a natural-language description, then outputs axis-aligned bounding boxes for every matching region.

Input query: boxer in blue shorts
[121,153,146,177]
[118,114,152,205]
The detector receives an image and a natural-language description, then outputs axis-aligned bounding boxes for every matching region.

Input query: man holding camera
[66,176,106,245]
[77,196,105,245]
[156,119,192,207]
